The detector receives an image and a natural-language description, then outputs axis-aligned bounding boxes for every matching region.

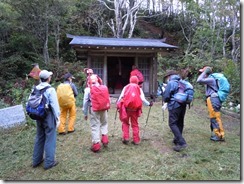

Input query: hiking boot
[172,139,179,145]
[91,142,101,153]
[132,141,140,145]
[173,144,188,152]
[211,135,225,142]
[58,132,66,135]
[101,134,109,147]
[44,160,59,170]
[32,159,44,168]
[210,135,221,141]
[68,129,75,134]
[122,139,129,145]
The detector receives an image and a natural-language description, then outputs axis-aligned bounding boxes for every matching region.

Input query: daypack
[90,84,110,111]
[26,86,50,120]
[209,73,230,102]
[57,83,75,108]
[136,71,144,83]
[173,79,194,105]
[131,69,144,83]
[123,83,142,110]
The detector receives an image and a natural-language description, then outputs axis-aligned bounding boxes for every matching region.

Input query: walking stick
[162,104,165,133]
[142,105,152,139]
[111,109,118,137]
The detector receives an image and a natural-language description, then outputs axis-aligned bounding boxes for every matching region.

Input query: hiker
[196,66,225,141]
[130,65,144,88]
[32,70,60,170]
[162,70,188,152]
[57,72,78,135]
[84,68,103,87]
[117,76,153,145]
[82,74,110,152]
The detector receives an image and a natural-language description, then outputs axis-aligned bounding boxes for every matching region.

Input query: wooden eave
[67,34,178,54]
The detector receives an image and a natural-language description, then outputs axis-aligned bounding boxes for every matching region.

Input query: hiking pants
[33,111,57,169]
[168,105,187,146]
[122,110,140,143]
[90,109,108,143]
[58,103,76,133]
[206,97,224,138]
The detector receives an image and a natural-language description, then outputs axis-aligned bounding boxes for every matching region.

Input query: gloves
[161,86,165,93]
[161,83,167,93]
[162,103,168,111]
[56,118,60,129]
[204,67,212,74]
[149,101,153,106]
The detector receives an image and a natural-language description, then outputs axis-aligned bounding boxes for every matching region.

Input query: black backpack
[26,86,50,120]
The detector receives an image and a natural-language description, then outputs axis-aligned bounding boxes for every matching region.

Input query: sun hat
[163,70,178,79]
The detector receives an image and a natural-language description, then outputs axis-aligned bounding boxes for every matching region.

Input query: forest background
[0,0,240,109]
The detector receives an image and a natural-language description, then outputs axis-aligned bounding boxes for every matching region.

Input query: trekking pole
[111,109,118,137]
[162,105,165,133]
[141,105,152,140]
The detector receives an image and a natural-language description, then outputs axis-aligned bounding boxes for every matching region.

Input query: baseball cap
[199,66,212,73]
[64,73,75,80]
[39,70,53,79]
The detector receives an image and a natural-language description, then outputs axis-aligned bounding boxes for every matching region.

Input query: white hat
[39,70,53,79]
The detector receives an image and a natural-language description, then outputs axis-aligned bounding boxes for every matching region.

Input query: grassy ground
[0,98,240,181]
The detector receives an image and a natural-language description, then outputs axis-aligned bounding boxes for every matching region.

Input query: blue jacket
[163,74,185,110]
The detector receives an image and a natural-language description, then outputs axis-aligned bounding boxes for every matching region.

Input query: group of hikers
[29,65,228,170]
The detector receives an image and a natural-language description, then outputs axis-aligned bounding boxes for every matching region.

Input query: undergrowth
[0,99,240,181]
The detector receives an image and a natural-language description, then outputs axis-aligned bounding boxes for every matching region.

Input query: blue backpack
[209,73,230,102]
[26,86,50,120]
[173,79,194,106]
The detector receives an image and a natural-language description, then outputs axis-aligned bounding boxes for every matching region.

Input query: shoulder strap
[40,86,51,94]
[207,79,218,93]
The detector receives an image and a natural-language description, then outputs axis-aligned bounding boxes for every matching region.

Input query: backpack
[136,71,144,83]
[26,86,50,120]
[123,83,142,110]
[90,84,110,111]
[57,83,75,108]
[173,79,194,105]
[131,69,144,83]
[209,73,230,102]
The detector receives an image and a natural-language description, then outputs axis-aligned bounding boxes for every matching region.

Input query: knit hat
[130,76,139,84]
[39,70,53,79]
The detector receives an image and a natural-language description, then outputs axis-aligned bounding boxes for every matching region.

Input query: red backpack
[131,69,144,83]
[123,83,142,110]
[90,84,110,111]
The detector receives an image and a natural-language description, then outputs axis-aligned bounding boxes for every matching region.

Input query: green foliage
[0,0,240,107]
[221,59,240,104]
